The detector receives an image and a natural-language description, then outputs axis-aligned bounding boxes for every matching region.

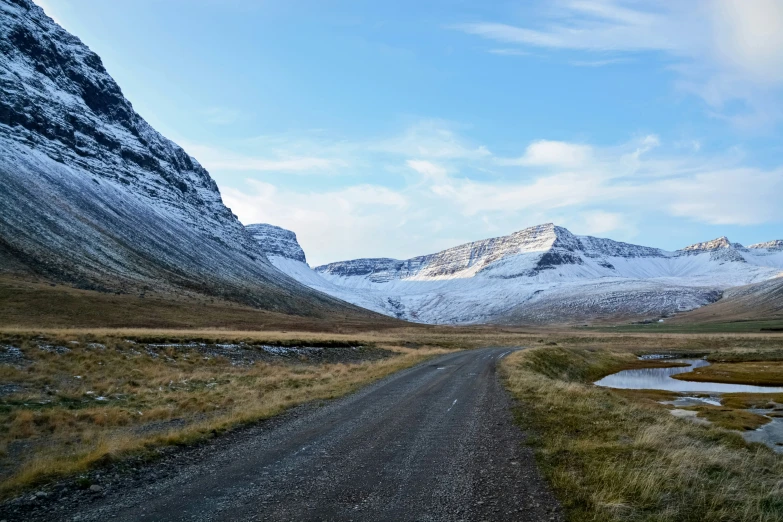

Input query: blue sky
[37,0,783,265]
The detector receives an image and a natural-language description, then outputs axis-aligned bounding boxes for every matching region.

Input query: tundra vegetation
[0,324,557,497]
[0,329,457,497]
[1,324,782,522]
[501,336,783,522]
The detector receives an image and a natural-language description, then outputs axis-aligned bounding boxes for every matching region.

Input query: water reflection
[594,359,783,394]
[744,413,783,453]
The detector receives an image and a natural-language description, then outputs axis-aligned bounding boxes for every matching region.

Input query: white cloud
[655,168,783,225]
[674,139,702,152]
[190,123,781,263]
[372,120,491,159]
[223,181,412,265]
[498,140,593,167]
[570,58,630,67]
[423,170,611,217]
[454,0,783,125]
[178,119,493,179]
[488,49,531,57]
[406,160,449,180]
[710,0,783,86]
[420,140,783,228]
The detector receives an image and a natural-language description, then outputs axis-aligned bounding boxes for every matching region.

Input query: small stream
[595,358,783,452]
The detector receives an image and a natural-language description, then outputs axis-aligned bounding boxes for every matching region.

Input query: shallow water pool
[594,359,783,394]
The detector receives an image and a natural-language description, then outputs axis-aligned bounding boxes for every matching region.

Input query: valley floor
[0,320,782,521]
[4,348,562,522]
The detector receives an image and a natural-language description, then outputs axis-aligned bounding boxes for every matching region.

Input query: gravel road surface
[4,347,562,521]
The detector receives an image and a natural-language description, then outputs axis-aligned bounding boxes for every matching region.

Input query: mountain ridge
[249,221,783,324]
[314,223,670,282]
[313,224,781,281]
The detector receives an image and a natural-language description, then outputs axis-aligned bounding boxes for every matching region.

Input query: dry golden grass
[0,331,452,497]
[719,392,783,410]
[4,319,783,507]
[674,361,783,386]
[683,405,771,431]
[501,344,783,522]
[611,388,681,403]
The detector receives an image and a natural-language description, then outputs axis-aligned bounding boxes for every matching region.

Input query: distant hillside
[671,277,783,324]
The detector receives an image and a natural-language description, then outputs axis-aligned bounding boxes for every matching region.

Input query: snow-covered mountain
[749,240,783,251]
[3,0,777,326]
[0,0,366,316]
[250,222,783,324]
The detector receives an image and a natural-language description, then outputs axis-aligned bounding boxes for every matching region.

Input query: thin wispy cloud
[570,58,630,67]
[453,0,783,126]
[488,49,530,57]
[370,120,491,160]
[179,120,492,178]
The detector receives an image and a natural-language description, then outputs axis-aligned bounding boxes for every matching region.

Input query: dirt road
[8,347,562,521]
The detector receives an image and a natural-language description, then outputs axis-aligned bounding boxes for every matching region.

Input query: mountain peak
[680,236,734,252]
[508,223,573,245]
[516,222,565,236]
[748,239,783,251]
[246,224,307,264]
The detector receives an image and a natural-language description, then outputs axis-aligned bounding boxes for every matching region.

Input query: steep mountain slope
[0,0,371,317]
[253,222,783,324]
[671,277,783,324]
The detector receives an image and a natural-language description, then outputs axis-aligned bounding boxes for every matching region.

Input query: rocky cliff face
[246,224,307,264]
[0,0,355,315]
[679,237,735,252]
[677,237,749,263]
[749,240,783,251]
